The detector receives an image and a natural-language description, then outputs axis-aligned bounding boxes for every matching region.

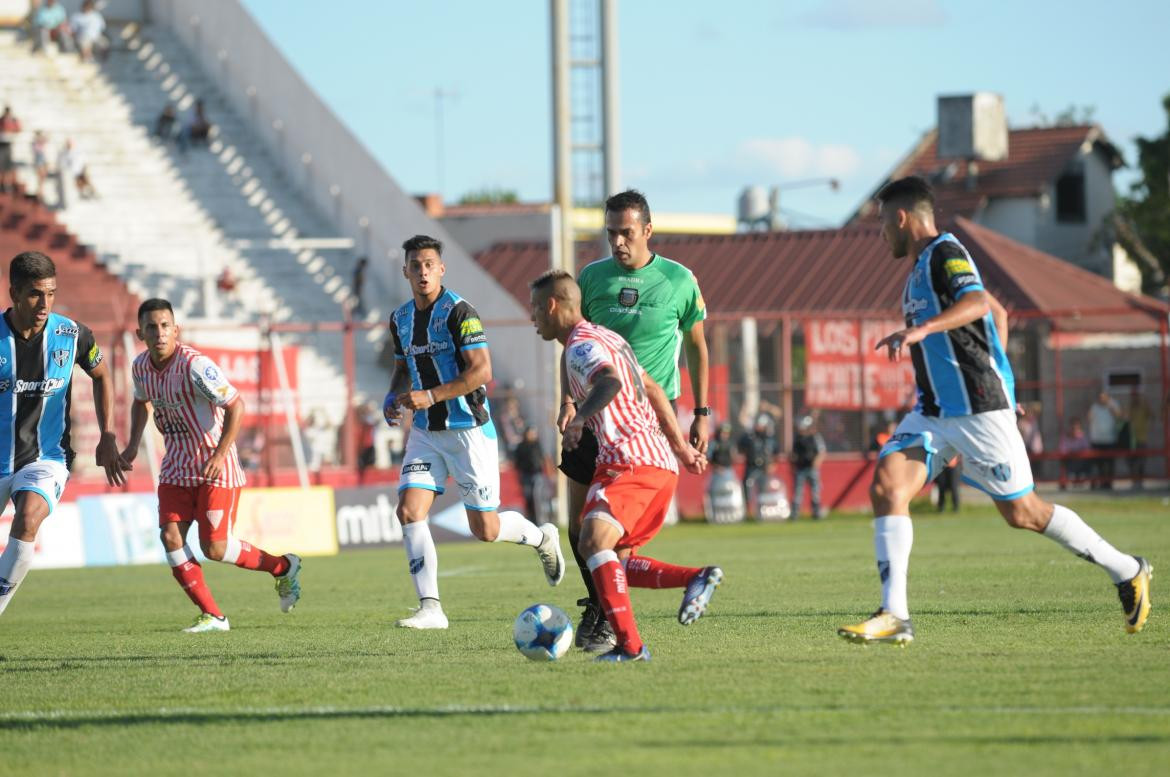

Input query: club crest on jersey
[990,462,1012,483]
[52,349,70,368]
[618,288,639,307]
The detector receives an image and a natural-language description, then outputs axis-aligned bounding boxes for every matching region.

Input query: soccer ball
[513,603,574,661]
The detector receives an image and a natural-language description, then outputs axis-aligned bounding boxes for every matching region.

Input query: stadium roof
[848,124,1125,224]
[474,217,1167,332]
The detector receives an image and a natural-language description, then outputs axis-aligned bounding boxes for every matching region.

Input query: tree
[1115,95,1170,296]
[457,187,519,206]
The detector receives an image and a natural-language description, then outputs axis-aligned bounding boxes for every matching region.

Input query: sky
[239,0,1170,228]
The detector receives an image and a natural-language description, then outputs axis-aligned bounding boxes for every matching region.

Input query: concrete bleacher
[0,25,390,423]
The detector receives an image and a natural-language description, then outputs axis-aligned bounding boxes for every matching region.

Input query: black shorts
[558,424,600,485]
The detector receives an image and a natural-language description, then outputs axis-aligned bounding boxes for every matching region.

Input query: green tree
[1115,94,1170,295]
[457,187,519,206]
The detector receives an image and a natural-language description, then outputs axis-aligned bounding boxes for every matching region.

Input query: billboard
[333,486,473,551]
[804,319,916,410]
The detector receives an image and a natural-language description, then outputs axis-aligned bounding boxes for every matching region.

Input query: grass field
[1,496,1168,776]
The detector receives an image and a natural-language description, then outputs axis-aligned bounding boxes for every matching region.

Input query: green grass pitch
[1,497,1167,776]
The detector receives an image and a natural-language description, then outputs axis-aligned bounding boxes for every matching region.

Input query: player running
[531,270,719,662]
[838,176,1151,645]
[0,251,128,618]
[123,298,302,633]
[384,235,564,630]
[561,189,712,651]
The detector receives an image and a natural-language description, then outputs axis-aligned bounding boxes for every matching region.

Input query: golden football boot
[837,609,914,645]
[1117,556,1152,634]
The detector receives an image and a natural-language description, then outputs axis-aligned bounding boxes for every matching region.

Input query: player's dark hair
[530,269,574,292]
[876,175,935,212]
[604,189,652,225]
[402,235,443,260]
[9,251,56,290]
[137,298,174,323]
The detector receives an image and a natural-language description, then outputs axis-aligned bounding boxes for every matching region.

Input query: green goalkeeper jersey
[578,254,706,400]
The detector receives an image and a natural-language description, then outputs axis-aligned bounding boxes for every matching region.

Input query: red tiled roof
[474,221,1166,332]
[850,125,1123,224]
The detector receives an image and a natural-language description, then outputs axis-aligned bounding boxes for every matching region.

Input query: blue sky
[240,0,1170,227]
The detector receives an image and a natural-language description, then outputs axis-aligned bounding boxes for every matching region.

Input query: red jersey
[564,321,677,473]
[132,344,245,488]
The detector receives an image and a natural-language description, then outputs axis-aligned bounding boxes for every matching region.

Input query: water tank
[937,93,1009,162]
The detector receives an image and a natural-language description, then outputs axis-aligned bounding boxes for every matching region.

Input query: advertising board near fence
[190,345,299,427]
[333,486,473,551]
[804,319,915,410]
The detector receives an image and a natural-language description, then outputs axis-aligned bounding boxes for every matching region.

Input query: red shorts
[158,484,241,546]
[583,465,677,552]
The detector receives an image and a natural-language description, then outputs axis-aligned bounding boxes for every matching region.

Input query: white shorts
[398,423,500,511]
[1,459,70,514]
[880,409,1034,500]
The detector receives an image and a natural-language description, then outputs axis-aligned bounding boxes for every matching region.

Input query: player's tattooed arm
[562,365,622,451]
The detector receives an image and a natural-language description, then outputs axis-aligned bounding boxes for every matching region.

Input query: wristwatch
[693,407,711,416]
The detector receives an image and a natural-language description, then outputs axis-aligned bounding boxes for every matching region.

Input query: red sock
[625,556,702,589]
[589,553,643,654]
[171,560,223,617]
[233,540,290,576]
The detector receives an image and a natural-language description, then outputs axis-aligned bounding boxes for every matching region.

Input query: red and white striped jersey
[132,343,245,488]
[564,321,678,473]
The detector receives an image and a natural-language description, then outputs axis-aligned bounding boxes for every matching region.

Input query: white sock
[402,520,440,603]
[0,537,36,616]
[874,515,913,620]
[493,510,544,547]
[1043,504,1140,584]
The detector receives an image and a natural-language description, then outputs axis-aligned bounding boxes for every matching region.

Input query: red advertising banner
[804,320,915,410]
[193,345,299,426]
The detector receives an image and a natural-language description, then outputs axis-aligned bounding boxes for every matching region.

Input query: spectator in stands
[154,103,179,144]
[1123,389,1151,489]
[32,0,73,54]
[738,413,779,512]
[179,99,213,150]
[790,415,827,520]
[57,138,96,204]
[0,106,20,193]
[71,1,107,62]
[512,426,550,523]
[216,265,238,300]
[351,256,368,315]
[496,395,526,456]
[708,423,736,471]
[30,130,50,202]
[357,401,380,480]
[1017,402,1043,462]
[935,455,961,512]
[302,409,337,475]
[1087,391,1121,489]
[1059,418,1091,486]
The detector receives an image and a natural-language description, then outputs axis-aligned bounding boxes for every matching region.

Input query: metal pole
[550,203,568,528]
[1161,314,1169,480]
[600,0,620,199]
[551,0,573,272]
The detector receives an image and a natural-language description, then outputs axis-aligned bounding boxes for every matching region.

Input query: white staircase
[0,26,391,421]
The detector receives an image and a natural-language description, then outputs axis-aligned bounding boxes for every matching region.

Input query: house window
[1055,170,1086,223]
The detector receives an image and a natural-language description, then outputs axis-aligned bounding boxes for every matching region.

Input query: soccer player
[0,251,127,617]
[838,176,1152,644]
[560,189,712,651]
[384,235,564,630]
[531,270,720,662]
[122,298,302,633]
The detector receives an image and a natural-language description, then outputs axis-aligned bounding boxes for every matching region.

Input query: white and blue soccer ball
[513,603,574,661]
